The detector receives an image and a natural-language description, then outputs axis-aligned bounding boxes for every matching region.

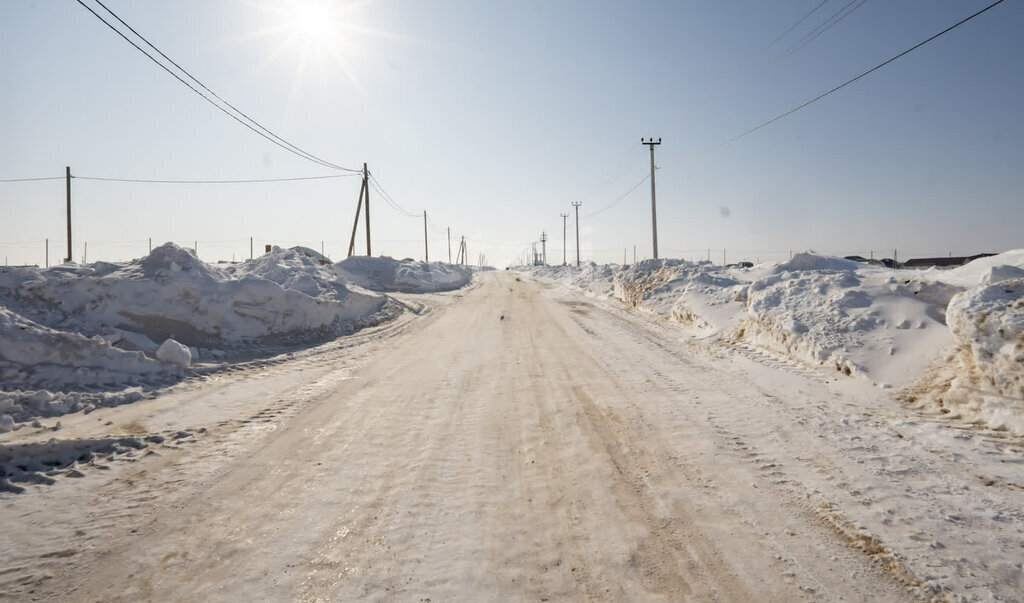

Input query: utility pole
[45,238,48,268]
[642,138,661,260]
[572,202,582,267]
[348,163,370,257]
[250,237,253,260]
[540,231,548,266]
[65,166,72,263]
[560,213,568,266]
[364,163,371,256]
[447,227,452,263]
[423,211,429,262]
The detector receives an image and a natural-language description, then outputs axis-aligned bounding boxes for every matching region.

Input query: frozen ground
[1,271,1023,600]
[2,252,1023,601]
[0,243,470,425]
[525,250,1024,434]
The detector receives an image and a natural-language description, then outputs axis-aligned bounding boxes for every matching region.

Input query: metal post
[65,166,72,263]
[642,138,661,260]
[572,202,582,267]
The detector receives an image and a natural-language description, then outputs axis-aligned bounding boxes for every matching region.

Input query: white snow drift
[0,244,473,423]
[525,249,1024,433]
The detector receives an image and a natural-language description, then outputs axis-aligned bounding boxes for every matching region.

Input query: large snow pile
[940,278,1024,431]
[1,244,389,345]
[335,256,472,293]
[522,249,1024,433]
[0,244,472,425]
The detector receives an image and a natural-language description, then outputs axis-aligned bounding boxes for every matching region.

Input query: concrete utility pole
[540,232,548,266]
[363,163,371,256]
[642,138,661,260]
[560,213,568,265]
[65,166,72,263]
[423,211,429,262]
[572,202,582,267]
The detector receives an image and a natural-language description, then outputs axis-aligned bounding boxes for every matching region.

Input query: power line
[582,172,650,219]
[785,0,871,57]
[0,176,64,183]
[73,173,357,184]
[366,173,418,217]
[75,0,358,173]
[767,0,830,49]
[694,0,1007,159]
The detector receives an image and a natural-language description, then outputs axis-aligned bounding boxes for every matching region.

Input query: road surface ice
[2,272,1023,601]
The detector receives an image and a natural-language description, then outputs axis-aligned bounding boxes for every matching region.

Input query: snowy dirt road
[3,271,1023,601]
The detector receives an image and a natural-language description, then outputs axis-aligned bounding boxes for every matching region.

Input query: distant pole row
[536,137,660,269]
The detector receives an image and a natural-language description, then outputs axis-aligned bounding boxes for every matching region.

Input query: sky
[1,0,1022,267]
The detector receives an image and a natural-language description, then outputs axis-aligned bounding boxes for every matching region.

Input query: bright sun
[287,0,336,46]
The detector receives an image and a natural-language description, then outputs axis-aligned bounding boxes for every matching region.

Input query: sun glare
[287,0,335,46]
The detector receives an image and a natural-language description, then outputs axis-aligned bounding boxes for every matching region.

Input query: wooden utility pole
[572,202,582,267]
[560,213,568,266]
[423,211,429,262]
[65,166,72,263]
[348,163,370,257]
[642,138,661,260]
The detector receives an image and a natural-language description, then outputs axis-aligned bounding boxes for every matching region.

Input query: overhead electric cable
[767,0,830,49]
[0,176,64,183]
[693,0,1007,158]
[367,173,418,217]
[785,0,871,56]
[583,172,650,219]
[73,173,356,184]
[75,0,358,172]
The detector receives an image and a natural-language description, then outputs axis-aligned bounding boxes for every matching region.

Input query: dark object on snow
[902,253,996,269]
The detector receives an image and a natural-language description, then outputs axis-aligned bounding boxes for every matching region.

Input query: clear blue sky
[2,0,1021,266]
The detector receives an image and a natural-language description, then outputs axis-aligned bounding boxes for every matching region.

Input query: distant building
[902,253,995,269]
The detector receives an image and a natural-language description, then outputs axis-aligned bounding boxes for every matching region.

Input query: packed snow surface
[0,244,472,423]
[525,250,1024,433]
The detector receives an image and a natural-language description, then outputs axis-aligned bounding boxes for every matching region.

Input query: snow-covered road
[3,271,1023,601]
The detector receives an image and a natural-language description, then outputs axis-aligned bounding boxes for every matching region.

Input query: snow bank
[0,306,170,389]
[522,249,1024,432]
[335,256,472,293]
[940,278,1024,431]
[0,244,472,425]
[0,244,389,349]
